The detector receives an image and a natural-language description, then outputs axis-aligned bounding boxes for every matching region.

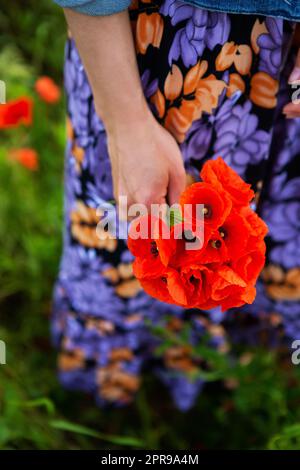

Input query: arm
[64,9,147,133]
[63,9,186,212]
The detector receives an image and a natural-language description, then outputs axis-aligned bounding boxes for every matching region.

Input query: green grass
[1,0,300,450]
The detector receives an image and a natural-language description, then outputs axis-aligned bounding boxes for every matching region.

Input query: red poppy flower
[200,157,254,207]
[128,215,176,279]
[197,231,229,264]
[128,157,267,312]
[241,206,268,239]
[140,273,178,305]
[211,266,256,311]
[168,220,209,268]
[232,238,266,284]
[0,97,33,129]
[35,76,61,104]
[139,267,190,306]
[9,148,39,171]
[180,181,232,230]
[170,227,229,270]
[219,284,256,311]
[179,264,215,307]
[218,211,249,258]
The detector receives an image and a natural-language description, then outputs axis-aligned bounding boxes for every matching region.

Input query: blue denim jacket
[53,0,300,21]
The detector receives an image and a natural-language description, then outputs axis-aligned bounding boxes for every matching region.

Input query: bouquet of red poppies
[128,157,267,312]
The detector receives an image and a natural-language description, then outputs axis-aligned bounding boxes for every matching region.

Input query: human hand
[106,108,186,218]
[282,49,300,119]
[283,32,300,119]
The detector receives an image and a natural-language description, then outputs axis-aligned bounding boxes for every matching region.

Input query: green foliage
[49,420,145,447]
[1,0,300,450]
[268,424,300,450]
[0,1,65,80]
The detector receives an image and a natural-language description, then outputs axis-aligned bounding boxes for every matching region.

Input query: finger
[289,48,300,84]
[115,183,132,222]
[118,197,130,222]
[154,195,168,222]
[167,165,186,207]
[284,113,300,119]
[283,102,300,117]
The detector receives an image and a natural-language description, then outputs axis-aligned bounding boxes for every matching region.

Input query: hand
[106,108,186,218]
[283,46,300,119]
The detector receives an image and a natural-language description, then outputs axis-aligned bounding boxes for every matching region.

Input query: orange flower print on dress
[251,19,268,54]
[136,12,164,54]
[72,145,85,171]
[70,201,117,252]
[58,349,85,372]
[250,72,279,109]
[226,73,245,98]
[265,267,300,301]
[194,73,227,116]
[183,61,208,95]
[159,61,226,143]
[164,64,183,101]
[164,101,196,143]
[216,42,252,75]
[151,88,165,118]
[66,117,74,141]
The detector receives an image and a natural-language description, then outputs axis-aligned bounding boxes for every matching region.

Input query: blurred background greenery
[1,0,300,450]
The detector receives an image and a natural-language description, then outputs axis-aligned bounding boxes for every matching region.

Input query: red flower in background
[0,97,33,129]
[128,157,268,312]
[9,148,39,171]
[35,76,61,104]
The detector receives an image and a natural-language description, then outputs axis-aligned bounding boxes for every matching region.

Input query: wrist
[99,96,154,135]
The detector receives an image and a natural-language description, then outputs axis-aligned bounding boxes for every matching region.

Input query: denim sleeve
[53,0,131,16]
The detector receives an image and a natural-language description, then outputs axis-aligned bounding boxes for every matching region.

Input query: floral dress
[52,0,300,411]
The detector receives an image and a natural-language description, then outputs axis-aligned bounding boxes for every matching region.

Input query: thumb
[288,48,300,84]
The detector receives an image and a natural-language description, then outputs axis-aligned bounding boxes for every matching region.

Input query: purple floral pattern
[160,0,231,67]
